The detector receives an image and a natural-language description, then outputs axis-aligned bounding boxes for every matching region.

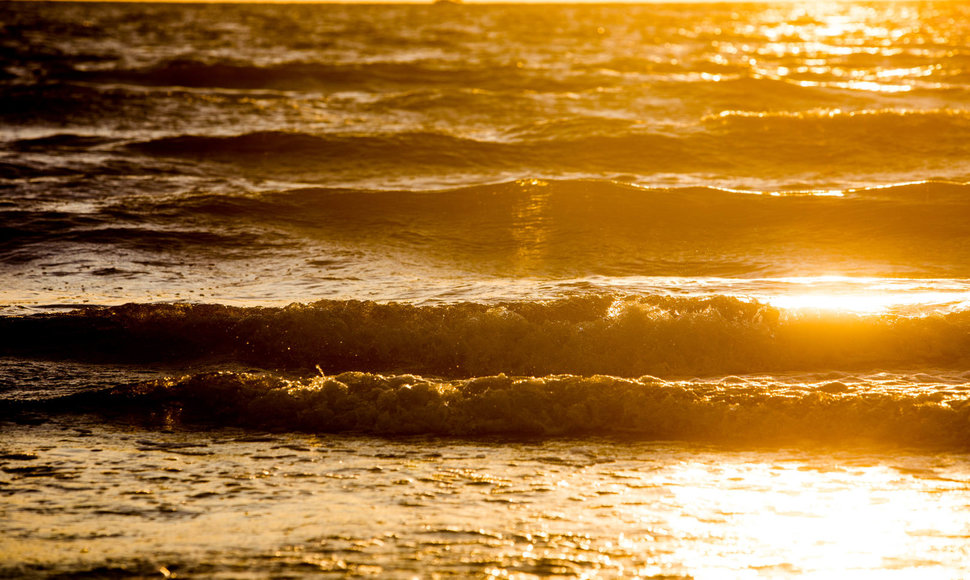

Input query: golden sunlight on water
[510,179,553,274]
[587,276,970,317]
[645,461,967,579]
[5,0,970,577]
[689,0,954,97]
[756,277,970,315]
[4,421,969,578]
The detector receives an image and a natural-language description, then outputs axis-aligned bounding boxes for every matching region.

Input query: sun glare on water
[754,277,970,315]
[763,280,970,315]
[661,461,968,579]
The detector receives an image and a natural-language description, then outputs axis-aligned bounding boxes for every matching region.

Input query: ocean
[2,0,970,577]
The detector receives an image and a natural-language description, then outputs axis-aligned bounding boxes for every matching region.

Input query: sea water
[2,1,970,577]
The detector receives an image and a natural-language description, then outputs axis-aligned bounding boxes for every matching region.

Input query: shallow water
[4,418,970,579]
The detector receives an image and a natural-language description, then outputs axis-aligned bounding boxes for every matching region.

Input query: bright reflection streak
[763,289,970,315]
[753,276,970,314]
[579,276,970,316]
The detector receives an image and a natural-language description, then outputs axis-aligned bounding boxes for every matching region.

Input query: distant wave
[118,114,970,180]
[4,296,970,377]
[0,83,145,127]
[9,133,115,152]
[0,216,284,261]
[707,108,970,153]
[57,58,605,93]
[7,370,970,446]
[127,130,522,169]
[8,103,970,180]
[6,1,970,190]
[124,130,698,175]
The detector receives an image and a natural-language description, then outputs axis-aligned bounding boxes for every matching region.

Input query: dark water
[3,2,970,577]
[3,1,970,308]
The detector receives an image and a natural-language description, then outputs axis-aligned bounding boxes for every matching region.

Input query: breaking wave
[3,296,970,377]
[7,370,970,447]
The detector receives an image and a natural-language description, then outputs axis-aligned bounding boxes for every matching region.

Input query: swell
[112,178,970,225]
[3,296,970,377]
[4,179,969,276]
[104,179,970,277]
[706,108,970,161]
[124,130,689,174]
[55,59,604,94]
[9,107,970,181]
[7,370,970,447]
[120,109,970,178]
[0,209,283,260]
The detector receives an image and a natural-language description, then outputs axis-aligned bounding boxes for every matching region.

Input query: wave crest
[4,296,970,377]
[18,370,969,446]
